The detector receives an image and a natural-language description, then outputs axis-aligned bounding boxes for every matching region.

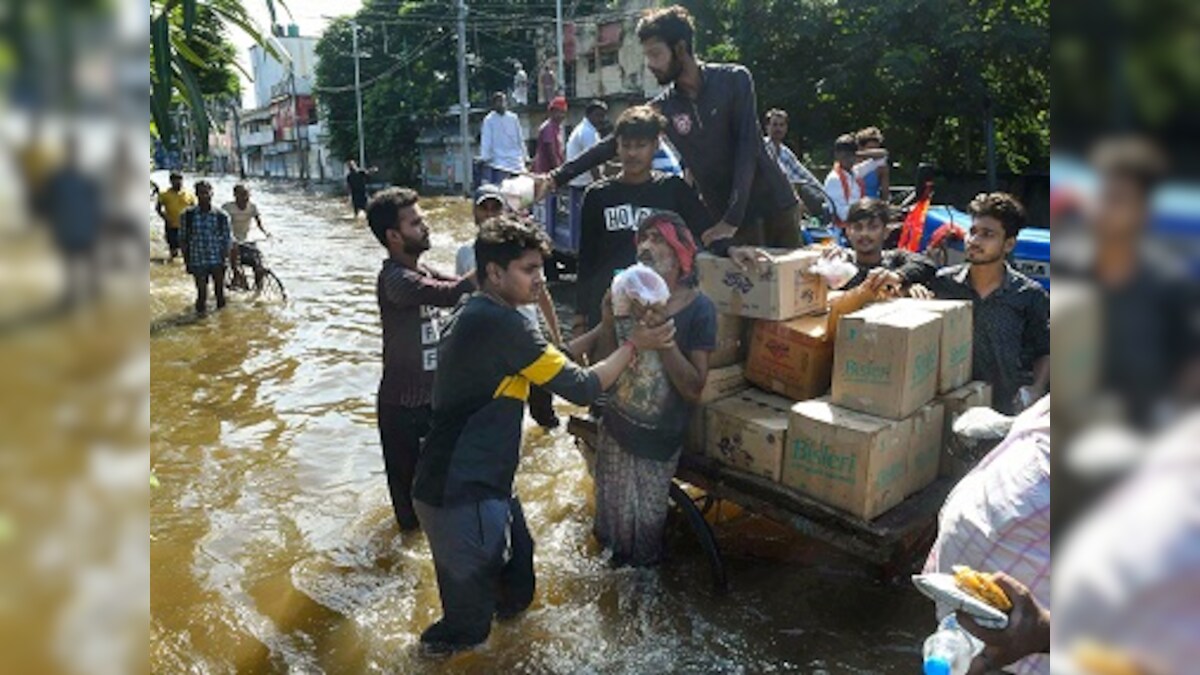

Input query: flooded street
[150,176,933,673]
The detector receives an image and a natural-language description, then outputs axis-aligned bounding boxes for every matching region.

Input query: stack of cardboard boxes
[692,251,994,521]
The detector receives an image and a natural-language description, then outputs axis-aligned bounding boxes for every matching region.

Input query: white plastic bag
[809,255,860,290]
[610,264,670,317]
[499,175,535,211]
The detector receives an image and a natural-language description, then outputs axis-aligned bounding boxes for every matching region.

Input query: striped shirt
[924,395,1050,675]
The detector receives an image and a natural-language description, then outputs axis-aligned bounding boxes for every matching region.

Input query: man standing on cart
[535,5,801,253]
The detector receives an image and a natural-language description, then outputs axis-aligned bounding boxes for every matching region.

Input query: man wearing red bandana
[569,211,717,566]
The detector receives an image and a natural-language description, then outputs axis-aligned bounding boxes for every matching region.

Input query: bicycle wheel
[258,269,287,302]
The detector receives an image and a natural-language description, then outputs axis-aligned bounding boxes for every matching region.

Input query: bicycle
[227,241,287,301]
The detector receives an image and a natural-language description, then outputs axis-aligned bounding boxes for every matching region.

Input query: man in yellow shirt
[156,172,196,261]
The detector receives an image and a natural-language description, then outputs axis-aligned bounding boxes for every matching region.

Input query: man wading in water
[369,188,475,532]
[411,215,673,655]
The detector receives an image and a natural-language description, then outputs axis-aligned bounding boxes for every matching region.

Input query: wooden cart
[567,415,961,590]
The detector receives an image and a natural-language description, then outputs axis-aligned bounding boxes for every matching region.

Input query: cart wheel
[668,481,728,592]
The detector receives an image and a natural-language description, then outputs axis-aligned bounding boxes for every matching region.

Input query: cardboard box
[782,398,913,520]
[886,299,974,393]
[831,305,941,419]
[709,313,748,368]
[685,365,749,452]
[937,381,993,477]
[696,250,827,320]
[905,400,945,497]
[745,314,835,401]
[705,388,792,480]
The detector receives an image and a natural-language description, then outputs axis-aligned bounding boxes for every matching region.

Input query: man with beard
[369,188,476,532]
[570,211,716,567]
[917,193,1050,415]
[412,215,671,655]
[536,5,800,252]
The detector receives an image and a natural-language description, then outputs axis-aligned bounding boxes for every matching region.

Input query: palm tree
[150,0,285,152]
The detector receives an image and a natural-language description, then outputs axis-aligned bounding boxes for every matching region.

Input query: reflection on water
[150,176,930,673]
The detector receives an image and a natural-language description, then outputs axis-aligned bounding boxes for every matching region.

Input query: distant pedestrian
[512,62,529,106]
[479,92,528,184]
[824,133,888,225]
[346,160,378,218]
[539,63,557,104]
[156,171,196,261]
[566,100,609,233]
[179,180,231,315]
[855,126,890,200]
[763,108,827,217]
[533,97,567,173]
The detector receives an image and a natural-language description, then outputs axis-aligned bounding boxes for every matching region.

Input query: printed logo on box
[792,436,857,484]
[843,359,891,384]
[911,346,938,385]
[764,339,790,360]
[948,341,971,367]
[875,460,905,488]
[722,270,754,294]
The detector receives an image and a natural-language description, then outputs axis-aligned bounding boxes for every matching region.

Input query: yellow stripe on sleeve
[493,375,531,401]
[519,345,568,386]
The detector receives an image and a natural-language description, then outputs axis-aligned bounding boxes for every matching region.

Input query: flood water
[149,175,933,673]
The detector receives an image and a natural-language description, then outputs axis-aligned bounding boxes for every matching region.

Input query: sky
[230,0,364,108]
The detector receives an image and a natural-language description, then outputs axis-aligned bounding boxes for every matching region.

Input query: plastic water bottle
[922,614,983,675]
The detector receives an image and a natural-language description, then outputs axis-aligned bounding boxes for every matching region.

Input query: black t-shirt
[577,173,713,328]
[604,293,718,461]
[347,170,368,199]
[413,294,601,506]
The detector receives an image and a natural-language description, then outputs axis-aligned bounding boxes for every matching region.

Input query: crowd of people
[155,173,271,314]
[366,4,1052,660]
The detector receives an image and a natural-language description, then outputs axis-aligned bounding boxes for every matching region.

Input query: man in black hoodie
[536,5,800,253]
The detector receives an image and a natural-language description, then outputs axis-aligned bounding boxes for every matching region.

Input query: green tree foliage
[315,0,607,185]
[683,0,1048,176]
[151,0,281,152]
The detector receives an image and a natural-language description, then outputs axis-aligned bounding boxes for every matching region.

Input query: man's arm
[893,250,939,285]
[1018,288,1052,408]
[718,67,765,230]
[155,196,167,221]
[660,347,709,404]
[672,176,716,243]
[480,116,494,163]
[547,134,617,190]
[382,267,476,309]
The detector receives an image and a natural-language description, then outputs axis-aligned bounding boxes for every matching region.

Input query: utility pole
[456,0,472,195]
[352,19,366,168]
[231,100,245,178]
[555,0,564,92]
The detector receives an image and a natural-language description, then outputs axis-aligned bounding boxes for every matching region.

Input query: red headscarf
[638,212,697,276]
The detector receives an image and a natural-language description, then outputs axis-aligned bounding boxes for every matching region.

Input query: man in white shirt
[566,100,609,240]
[479,92,527,185]
[222,183,269,291]
[824,133,888,224]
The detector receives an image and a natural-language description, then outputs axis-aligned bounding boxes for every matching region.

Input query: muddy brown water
[150,175,933,673]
